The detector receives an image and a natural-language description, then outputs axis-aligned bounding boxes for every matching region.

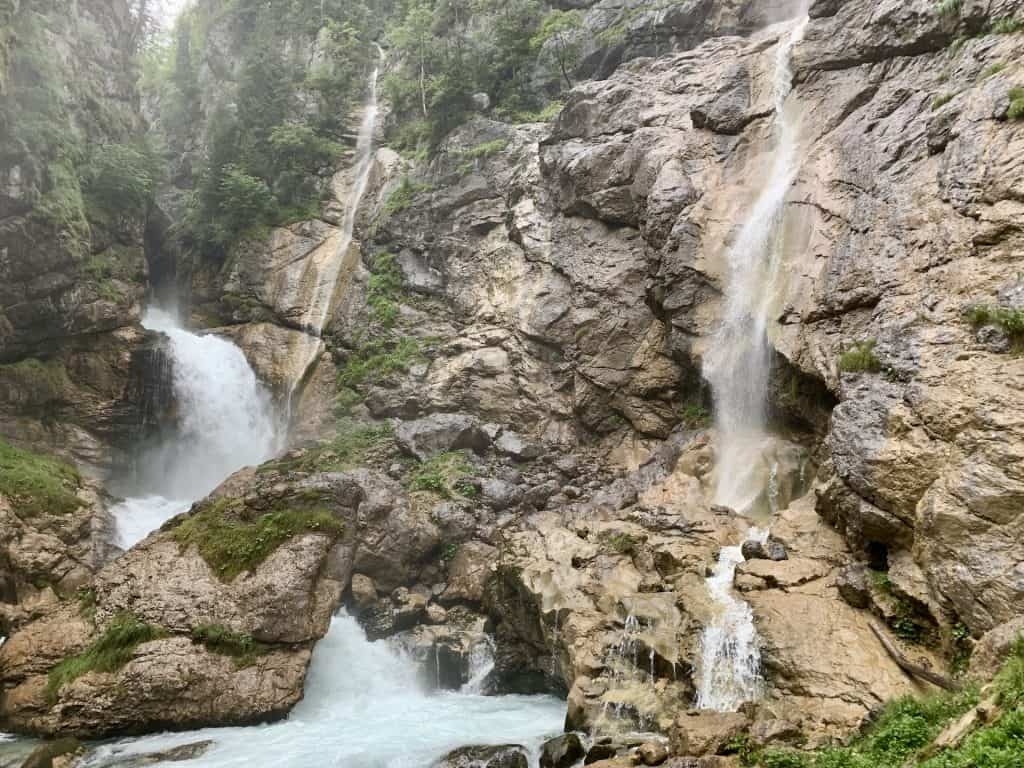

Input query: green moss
[838,340,882,374]
[408,451,474,499]
[191,623,268,668]
[171,500,345,582]
[0,437,81,518]
[47,613,165,701]
[679,401,711,429]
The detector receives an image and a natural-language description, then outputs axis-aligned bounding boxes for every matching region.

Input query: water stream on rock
[696,14,809,711]
[284,46,383,421]
[110,308,279,548]
[79,616,565,768]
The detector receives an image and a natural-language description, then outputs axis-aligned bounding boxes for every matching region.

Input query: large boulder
[396,414,492,461]
[434,745,528,768]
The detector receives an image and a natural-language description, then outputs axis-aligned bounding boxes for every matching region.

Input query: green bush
[171,500,345,581]
[0,437,81,518]
[366,252,404,329]
[379,176,431,221]
[931,93,954,110]
[936,0,962,18]
[461,139,509,160]
[838,340,882,373]
[965,304,1024,350]
[47,613,165,701]
[981,62,1007,79]
[991,17,1024,34]
[81,143,160,216]
[1008,88,1024,120]
[337,337,425,390]
[679,401,712,429]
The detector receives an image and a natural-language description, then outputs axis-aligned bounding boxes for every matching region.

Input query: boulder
[540,734,584,768]
[637,742,669,766]
[836,564,871,609]
[741,538,788,562]
[442,542,498,604]
[396,414,491,461]
[434,745,527,768]
[494,431,542,461]
[350,573,378,610]
[669,711,749,757]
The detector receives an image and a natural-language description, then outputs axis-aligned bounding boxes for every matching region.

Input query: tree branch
[870,621,960,691]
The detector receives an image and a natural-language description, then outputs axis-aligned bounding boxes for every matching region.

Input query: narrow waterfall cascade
[78,616,565,768]
[461,635,497,695]
[696,13,809,712]
[694,528,769,711]
[703,15,810,516]
[111,308,279,549]
[286,50,383,416]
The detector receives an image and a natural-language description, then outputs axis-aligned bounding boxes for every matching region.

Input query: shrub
[81,143,160,216]
[337,337,424,390]
[47,613,165,701]
[679,401,711,429]
[602,532,641,555]
[965,304,1024,350]
[931,93,954,110]
[366,252,404,329]
[936,0,962,18]
[379,175,430,220]
[838,340,882,373]
[171,500,345,581]
[0,437,81,518]
[461,139,509,160]
[1008,87,1024,120]
[216,165,277,235]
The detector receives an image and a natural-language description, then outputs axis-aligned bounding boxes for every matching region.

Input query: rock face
[0,468,367,736]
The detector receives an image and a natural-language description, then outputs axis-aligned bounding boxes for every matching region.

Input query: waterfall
[694,528,768,711]
[286,49,383,418]
[462,635,497,694]
[78,615,565,768]
[703,16,809,515]
[111,308,279,548]
[695,15,809,711]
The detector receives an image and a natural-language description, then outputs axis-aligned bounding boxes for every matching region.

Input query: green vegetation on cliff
[755,639,1024,768]
[46,613,166,702]
[0,437,82,518]
[171,499,345,581]
[191,624,269,667]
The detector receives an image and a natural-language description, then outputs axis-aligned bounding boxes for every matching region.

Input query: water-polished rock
[540,734,584,768]
[433,744,528,768]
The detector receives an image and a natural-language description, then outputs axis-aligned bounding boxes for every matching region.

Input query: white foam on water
[79,616,565,768]
[111,495,190,549]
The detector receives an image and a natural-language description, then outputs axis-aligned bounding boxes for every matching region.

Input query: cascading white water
[696,14,809,712]
[111,308,278,548]
[462,635,497,695]
[286,48,383,416]
[703,16,809,515]
[694,527,768,711]
[78,615,565,768]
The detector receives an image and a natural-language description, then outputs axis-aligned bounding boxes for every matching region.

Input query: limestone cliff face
[0,0,161,470]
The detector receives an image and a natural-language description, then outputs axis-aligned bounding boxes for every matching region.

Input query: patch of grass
[981,62,1007,80]
[460,139,509,160]
[838,340,882,374]
[337,336,425,390]
[679,401,711,429]
[76,587,97,620]
[171,500,345,581]
[602,532,641,556]
[379,175,431,220]
[408,451,474,499]
[47,613,165,701]
[950,622,973,677]
[0,437,82,518]
[367,252,403,329]
[991,17,1024,34]
[931,93,954,110]
[1008,87,1024,120]
[936,0,962,18]
[965,304,1024,350]
[265,421,394,473]
[191,623,268,668]
[496,100,563,124]
[0,357,71,399]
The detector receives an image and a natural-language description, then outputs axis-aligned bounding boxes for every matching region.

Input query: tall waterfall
[703,17,809,515]
[79,616,565,768]
[112,308,278,548]
[696,15,809,712]
[286,50,383,415]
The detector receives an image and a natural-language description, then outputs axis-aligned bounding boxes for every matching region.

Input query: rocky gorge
[2,0,1024,766]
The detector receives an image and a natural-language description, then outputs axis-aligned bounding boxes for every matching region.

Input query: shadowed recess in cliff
[77,614,565,768]
[110,308,279,549]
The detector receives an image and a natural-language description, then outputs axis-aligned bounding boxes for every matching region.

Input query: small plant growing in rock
[47,613,166,701]
[838,340,882,373]
[0,437,82,518]
[931,93,954,110]
[408,451,473,499]
[191,624,267,668]
[936,0,962,18]
[965,304,1024,351]
[981,62,1007,79]
[991,17,1024,34]
[1008,87,1024,120]
[679,401,712,429]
